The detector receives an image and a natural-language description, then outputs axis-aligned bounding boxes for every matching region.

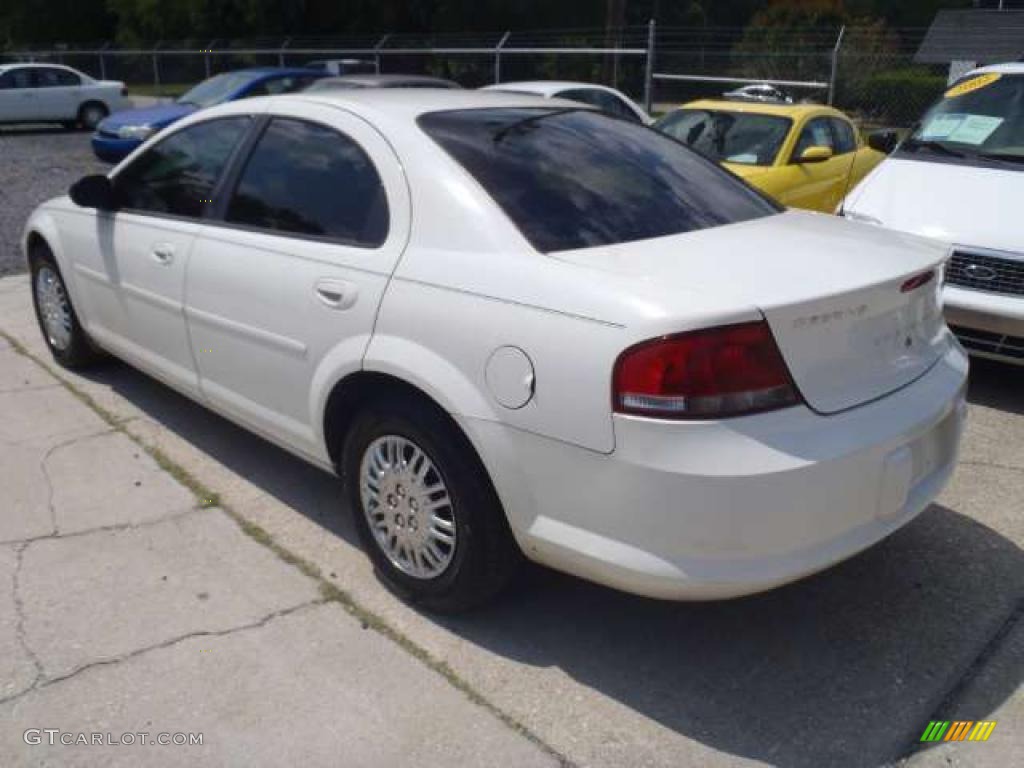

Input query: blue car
[91,67,326,162]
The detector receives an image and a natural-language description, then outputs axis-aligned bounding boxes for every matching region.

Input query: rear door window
[113,117,251,218]
[225,117,388,246]
[420,108,778,253]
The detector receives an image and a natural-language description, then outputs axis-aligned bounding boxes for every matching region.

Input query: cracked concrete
[0,278,558,767]
[0,271,1021,767]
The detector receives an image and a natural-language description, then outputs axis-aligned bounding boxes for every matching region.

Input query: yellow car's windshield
[654,109,792,167]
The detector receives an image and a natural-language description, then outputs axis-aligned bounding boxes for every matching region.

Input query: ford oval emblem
[964,263,998,281]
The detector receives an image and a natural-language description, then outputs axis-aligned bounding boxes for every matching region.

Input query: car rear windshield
[418,108,779,253]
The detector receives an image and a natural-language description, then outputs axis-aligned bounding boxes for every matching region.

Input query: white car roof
[483,81,618,97]
[289,87,586,120]
[965,62,1024,77]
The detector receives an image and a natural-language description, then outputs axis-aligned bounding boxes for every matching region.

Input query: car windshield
[177,72,260,108]
[904,73,1024,165]
[419,107,778,253]
[653,109,792,166]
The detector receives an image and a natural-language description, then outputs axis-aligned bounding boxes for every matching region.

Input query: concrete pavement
[0,271,1021,767]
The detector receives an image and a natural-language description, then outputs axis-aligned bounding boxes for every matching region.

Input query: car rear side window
[556,88,642,123]
[225,118,388,246]
[114,117,251,219]
[419,108,778,253]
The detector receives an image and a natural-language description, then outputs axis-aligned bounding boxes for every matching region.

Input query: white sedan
[482,80,650,123]
[0,63,128,129]
[23,90,967,611]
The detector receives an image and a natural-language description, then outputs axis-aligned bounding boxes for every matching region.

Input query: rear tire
[77,102,108,131]
[29,242,102,369]
[341,395,521,613]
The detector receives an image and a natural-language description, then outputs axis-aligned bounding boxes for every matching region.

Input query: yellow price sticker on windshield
[945,73,1001,99]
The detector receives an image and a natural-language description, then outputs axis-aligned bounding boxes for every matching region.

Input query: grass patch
[127,83,191,99]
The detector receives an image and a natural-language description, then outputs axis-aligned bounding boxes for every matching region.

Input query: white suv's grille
[949,325,1024,361]
[945,249,1024,297]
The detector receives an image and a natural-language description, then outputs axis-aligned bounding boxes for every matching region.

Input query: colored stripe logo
[920,721,997,742]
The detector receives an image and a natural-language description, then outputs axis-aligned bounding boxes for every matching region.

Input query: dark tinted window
[35,67,80,87]
[829,118,857,154]
[792,117,835,160]
[557,88,642,123]
[0,69,33,89]
[226,118,388,246]
[420,108,777,253]
[114,117,250,218]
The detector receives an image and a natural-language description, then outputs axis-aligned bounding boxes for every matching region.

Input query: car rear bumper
[944,285,1024,364]
[465,343,968,600]
[90,133,139,163]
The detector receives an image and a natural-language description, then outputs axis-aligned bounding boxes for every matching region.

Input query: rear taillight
[612,321,800,419]
[900,270,935,293]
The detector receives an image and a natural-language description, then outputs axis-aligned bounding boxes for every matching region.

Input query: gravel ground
[0,126,105,276]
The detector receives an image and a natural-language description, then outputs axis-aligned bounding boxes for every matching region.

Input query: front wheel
[29,243,101,368]
[341,396,521,613]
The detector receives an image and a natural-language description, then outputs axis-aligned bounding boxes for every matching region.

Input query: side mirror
[796,145,833,163]
[867,129,899,155]
[69,175,117,210]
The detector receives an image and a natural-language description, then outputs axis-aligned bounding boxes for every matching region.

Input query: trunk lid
[556,210,952,414]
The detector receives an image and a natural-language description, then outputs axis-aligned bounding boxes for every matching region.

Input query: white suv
[843,62,1024,365]
[0,63,128,130]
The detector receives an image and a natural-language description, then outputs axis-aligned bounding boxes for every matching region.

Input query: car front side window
[224,117,389,246]
[0,69,34,89]
[113,117,251,219]
[792,117,835,161]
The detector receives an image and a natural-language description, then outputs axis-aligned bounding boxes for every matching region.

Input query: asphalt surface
[0,127,105,276]
[0,128,1021,767]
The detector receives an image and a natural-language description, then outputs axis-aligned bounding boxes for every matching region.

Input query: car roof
[484,81,619,97]
[966,61,1024,76]
[675,99,842,119]
[287,87,583,118]
[313,74,460,88]
[232,66,325,77]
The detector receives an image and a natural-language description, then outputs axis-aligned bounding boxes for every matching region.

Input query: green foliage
[849,68,947,125]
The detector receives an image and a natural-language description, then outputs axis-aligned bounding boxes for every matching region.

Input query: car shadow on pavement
[74,359,1024,768]
[967,357,1024,416]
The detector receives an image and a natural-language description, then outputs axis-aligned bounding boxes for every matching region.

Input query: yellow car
[654,99,885,213]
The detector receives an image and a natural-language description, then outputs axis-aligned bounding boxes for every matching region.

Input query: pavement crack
[39,428,119,537]
[0,504,210,547]
[896,597,1024,762]
[11,542,45,698]
[0,599,325,708]
[958,459,1024,475]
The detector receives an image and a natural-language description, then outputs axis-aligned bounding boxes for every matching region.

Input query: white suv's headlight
[117,125,156,140]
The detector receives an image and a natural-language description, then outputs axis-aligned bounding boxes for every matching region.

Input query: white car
[0,63,128,129]
[482,80,649,123]
[24,90,966,611]
[842,62,1024,365]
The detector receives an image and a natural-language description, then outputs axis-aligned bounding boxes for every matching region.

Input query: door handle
[315,279,357,310]
[150,244,175,265]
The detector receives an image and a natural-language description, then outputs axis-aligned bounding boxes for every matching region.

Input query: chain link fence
[2,23,951,129]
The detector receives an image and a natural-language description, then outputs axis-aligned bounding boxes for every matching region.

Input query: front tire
[341,396,520,613]
[29,243,101,368]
